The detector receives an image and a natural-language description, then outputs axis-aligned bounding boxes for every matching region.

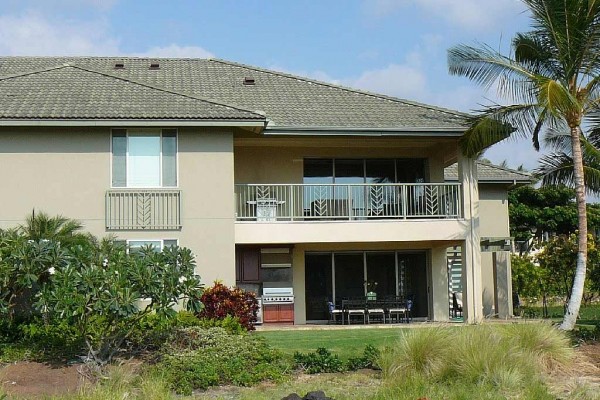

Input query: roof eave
[264,126,466,137]
[0,119,267,127]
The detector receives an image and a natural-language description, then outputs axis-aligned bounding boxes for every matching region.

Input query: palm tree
[19,211,91,247]
[448,0,600,330]
[537,128,600,192]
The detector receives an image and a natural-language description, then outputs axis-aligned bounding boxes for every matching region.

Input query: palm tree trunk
[560,125,588,331]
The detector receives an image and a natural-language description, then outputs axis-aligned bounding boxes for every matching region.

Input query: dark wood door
[235,247,260,283]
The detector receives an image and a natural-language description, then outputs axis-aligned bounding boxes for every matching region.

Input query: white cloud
[347,64,428,100]
[131,44,214,59]
[0,12,120,55]
[0,11,214,59]
[365,0,525,32]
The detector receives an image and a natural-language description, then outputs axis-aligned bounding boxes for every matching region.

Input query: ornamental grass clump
[378,327,453,380]
[499,322,573,371]
[377,323,572,398]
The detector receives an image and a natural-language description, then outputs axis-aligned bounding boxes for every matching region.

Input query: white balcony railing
[106,189,182,230]
[235,183,462,222]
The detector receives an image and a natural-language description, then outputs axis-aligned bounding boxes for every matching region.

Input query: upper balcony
[235,183,463,222]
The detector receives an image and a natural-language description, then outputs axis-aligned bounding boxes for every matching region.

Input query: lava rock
[281,391,332,400]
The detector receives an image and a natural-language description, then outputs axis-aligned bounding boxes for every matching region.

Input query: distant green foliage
[511,254,545,299]
[536,234,600,301]
[508,185,600,246]
[154,327,290,394]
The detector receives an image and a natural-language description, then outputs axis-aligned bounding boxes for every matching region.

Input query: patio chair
[327,301,343,325]
[366,301,385,324]
[452,292,463,318]
[387,299,408,323]
[345,299,366,324]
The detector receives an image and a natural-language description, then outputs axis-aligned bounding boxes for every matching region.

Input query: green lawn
[522,303,600,328]
[256,328,406,359]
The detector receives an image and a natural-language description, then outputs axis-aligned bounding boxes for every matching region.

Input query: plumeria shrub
[197,282,259,331]
[38,243,203,364]
[0,229,71,320]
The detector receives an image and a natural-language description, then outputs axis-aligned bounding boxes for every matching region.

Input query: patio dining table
[338,297,411,324]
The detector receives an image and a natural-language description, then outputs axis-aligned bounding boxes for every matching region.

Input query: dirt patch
[0,361,83,398]
[546,343,600,399]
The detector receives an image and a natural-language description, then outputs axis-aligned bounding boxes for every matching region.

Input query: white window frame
[110,128,179,189]
[126,239,179,253]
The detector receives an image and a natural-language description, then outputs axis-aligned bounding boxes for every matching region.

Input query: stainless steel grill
[262,287,294,304]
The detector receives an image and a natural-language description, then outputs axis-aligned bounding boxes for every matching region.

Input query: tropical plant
[37,244,203,364]
[196,282,259,331]
[20,211,91,247]
[448,0,600,330]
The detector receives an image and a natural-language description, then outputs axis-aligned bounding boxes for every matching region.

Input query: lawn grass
[256,327,407,360]
[522,303,600,328]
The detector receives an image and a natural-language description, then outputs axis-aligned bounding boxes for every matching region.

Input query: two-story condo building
[0,57,505,324]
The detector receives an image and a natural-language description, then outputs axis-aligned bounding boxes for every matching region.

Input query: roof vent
[243,77,255,85]
[149,63,160,70]
[114,62,125,69]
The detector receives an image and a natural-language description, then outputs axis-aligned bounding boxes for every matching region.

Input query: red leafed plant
[198,282,259,331]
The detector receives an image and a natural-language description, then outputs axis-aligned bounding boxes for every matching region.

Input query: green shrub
[346,344,380,371]
[570,323,600,343]
[195,282,259,331]
[18,318,84,359]
[154,327,290,394]
[197,315,246,335]
[293,347,346,374]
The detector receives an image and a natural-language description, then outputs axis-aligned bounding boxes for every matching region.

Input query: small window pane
[128,240,162,253]
[163,239,178,248]
[128,133,161,187]
[162,130,177,187]
[112,130,127,187]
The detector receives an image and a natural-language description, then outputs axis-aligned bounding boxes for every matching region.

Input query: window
[126,239,178,254]
[112,129,177,188]
[303,158,427,184]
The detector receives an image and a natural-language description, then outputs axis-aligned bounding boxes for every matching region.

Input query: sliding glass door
[304,250,428,320]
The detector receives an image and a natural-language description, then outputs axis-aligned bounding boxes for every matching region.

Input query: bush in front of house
[196,282,259,331]
[293,344,381,374]
[153,326,291,394]
[37,243,203,364]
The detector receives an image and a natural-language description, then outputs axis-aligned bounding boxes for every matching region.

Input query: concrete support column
[292,246,306,324]
[430,247,450,322]
[494,251,513,319]
[459,153,483,323]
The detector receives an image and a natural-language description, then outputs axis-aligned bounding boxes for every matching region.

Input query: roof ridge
[67,64,266,119]
[208,58,471,119]
[0,63,70,81]
[476,161,532,177]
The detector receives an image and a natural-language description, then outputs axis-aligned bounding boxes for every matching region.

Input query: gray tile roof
[0,64,264,120]
[445,162,532,183]
[0,57,469,130]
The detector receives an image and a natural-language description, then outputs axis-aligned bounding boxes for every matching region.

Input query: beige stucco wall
[234,141,453,185]
[0,126,236,286]
[479,184,510,238]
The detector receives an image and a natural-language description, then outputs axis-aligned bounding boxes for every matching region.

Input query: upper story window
[303,158,427,185]
[112,128,177,188]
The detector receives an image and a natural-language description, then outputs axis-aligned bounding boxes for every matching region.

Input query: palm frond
[448,44,539,95]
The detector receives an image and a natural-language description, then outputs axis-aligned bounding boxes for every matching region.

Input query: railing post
[401,185,408,219]
[290,185,294,221]
[347,184,352,220]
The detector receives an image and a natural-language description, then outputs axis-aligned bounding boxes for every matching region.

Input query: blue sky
[0,0,540,169]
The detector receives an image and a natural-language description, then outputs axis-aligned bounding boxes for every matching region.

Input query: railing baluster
[233,183,463,222]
